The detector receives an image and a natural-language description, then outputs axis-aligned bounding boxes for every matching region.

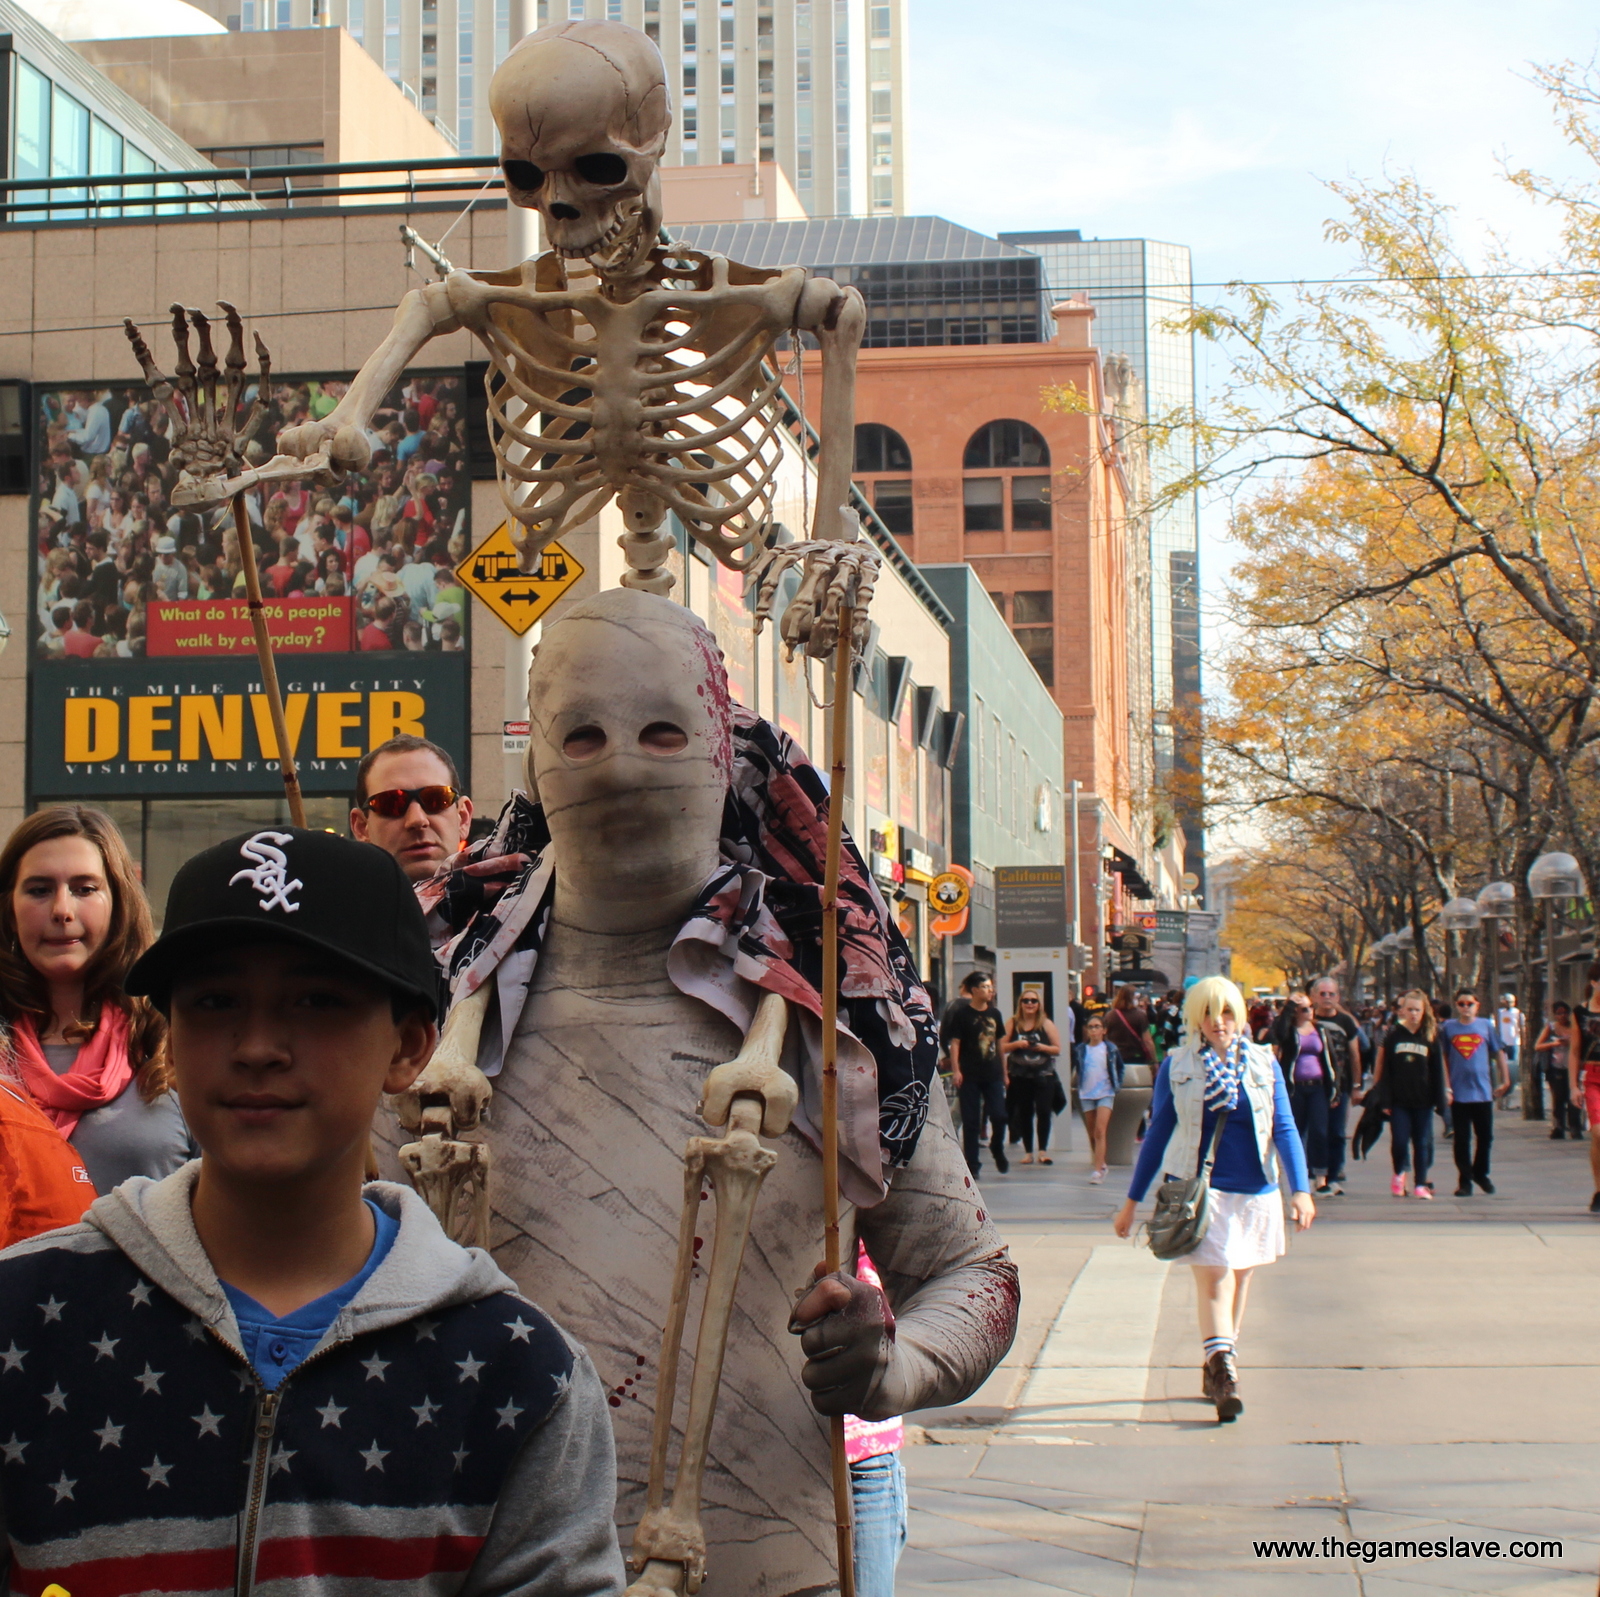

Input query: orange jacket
[0,1076,94,1250]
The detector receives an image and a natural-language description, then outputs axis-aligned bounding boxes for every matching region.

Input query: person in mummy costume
[385,590,1017,1597]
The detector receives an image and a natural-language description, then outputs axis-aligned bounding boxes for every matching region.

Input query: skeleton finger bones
[627,990,796,1597]
[123,300,345,512]
[751,528,882,662]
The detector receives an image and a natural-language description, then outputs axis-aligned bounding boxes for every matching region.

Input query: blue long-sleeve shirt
[1127,1054,1310,1201]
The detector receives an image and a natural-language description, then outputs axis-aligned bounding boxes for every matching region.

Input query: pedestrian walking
[947,970,1009,1177]
[1105,984,1157,1064]
[1002,991,1063,1165]
[1535,1001,1577,1139]
[1439,990,1511,1195]
[0,805,194,1194]
[1072,1013,1126,1182]
[1309,978,1363,1188]
[1367,989,1448,1198]
[1273,993,1340,1193]
[1113,976,1315,1423]
[1495,993,1525,1110]
[1568,963,1600,1212]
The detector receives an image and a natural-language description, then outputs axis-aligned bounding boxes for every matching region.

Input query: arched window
[853,422,914,537]
[962,419,1050,470]
[854,422,913,474]
[962,418,1053,535]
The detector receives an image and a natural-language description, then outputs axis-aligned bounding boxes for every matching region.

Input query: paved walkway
[900,1109,1600,1594]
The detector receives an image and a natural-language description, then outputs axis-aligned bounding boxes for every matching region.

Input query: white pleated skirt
[1189,1189,1287,1269]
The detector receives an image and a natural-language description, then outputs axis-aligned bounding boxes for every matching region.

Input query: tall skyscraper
[999,230,1204,893]
[209,0,907,216]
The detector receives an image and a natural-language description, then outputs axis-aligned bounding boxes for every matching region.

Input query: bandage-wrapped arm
[850,1082,1019,1420]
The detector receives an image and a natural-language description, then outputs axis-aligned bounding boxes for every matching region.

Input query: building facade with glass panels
[199,0,907,217]
[1000,229,1204,893]
[0,0,222,221]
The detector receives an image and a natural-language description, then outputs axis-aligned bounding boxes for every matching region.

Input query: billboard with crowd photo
[28,370,474,797]
[32,371,472,664]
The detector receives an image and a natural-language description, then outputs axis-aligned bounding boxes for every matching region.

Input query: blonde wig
[1181,976,1250,1047]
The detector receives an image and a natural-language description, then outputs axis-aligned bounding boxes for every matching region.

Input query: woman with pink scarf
[0,807,192,1194]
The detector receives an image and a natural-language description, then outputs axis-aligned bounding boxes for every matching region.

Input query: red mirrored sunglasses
[364,784,459,819]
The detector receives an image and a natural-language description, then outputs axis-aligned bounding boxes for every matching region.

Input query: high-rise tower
[209,0,907,217]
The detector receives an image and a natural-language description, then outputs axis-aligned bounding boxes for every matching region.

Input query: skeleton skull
[491,20,670,272]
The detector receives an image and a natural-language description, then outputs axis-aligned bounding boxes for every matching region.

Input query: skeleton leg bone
[628,991,797,1597]
[395,983,496,1248]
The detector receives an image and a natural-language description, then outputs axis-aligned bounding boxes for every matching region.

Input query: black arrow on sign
[501,589,549,605]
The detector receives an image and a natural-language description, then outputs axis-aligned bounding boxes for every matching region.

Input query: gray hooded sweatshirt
[0,1164,626,1596]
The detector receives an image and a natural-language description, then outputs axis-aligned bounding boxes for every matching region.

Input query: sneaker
[1391,1175,1406,1198]
[1475,1176,1495,1195]
[1589,1192,1600,1214]
[1551,1128,1567,1140]
[1089,1167,1106,1185]
[1415,1184,1433,1200]
[1324,1181,1345,1196]
[1455,1184,1472,1196]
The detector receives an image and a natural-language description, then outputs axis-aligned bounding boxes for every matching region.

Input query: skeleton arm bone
[789,1081,1018,1421]
[794,278,866,545]
[278,278,463,468]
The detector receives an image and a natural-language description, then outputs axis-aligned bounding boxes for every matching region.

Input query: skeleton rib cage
[452,247,809,573]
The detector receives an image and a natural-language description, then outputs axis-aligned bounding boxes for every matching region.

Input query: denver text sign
[994,865,1068,948]
[30,654,468,799]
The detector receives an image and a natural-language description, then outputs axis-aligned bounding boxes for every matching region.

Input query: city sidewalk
[901,1109,1600,1594]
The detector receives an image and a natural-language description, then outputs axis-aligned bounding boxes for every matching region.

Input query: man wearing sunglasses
[350,734,474,883]
[1439,990,1511,1196]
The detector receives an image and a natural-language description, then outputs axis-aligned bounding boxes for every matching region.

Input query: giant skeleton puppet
[274,20,1018,1597]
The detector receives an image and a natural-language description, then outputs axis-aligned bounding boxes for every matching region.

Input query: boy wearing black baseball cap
[0,828,624,1596]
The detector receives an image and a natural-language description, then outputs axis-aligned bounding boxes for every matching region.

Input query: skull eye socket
[574,152,629,186]
[563,725,607,760]
[639,722,688,754]
[502,159,545,191]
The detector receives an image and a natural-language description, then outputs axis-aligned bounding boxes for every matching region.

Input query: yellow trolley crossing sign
[456,523,584,635]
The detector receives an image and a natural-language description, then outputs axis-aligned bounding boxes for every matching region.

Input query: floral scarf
[414,708,939,1203]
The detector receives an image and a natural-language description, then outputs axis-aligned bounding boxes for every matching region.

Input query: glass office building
[673,215,1046,345]
[1000,229,1204,890]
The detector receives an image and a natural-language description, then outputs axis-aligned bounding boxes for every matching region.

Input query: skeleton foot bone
[395,983,495,1248]
[628,990,797,1597]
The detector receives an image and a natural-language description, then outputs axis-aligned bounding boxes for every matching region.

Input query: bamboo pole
[819,606,855,1597]
[231,491,305,827]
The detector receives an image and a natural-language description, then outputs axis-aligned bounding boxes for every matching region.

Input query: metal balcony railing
[0,155,503,224]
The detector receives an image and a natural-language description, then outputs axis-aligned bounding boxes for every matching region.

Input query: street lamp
[1476,883,1517,1084]
[1528,852,1588,1122]
[1390,925,1415,992]
[1371,933,1396,1003]
[1439,896,1482,1000]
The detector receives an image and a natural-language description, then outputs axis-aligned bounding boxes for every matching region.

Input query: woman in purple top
[1114,976,1314,1423]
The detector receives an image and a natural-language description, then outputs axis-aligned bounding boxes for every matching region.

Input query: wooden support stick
[232,491,305,827]
[819,604,855,1597]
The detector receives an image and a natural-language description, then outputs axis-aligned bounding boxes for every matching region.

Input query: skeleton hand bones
[124,300,345,513]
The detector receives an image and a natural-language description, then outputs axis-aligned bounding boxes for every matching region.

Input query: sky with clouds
[904,0,1600,623]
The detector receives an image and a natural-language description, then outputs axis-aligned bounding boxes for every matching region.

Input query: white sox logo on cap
[228,831,304,913]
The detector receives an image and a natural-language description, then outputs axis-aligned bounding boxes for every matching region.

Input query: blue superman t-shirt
[1439,1018,1497,1103]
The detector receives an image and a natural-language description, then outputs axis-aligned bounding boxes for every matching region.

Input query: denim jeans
[1389,1104,1434,1183]
[1326,1092,1349,1180]
[851,1451,907,1597]
[958,1075,1009,1175]
[1289,1078,1330,1175]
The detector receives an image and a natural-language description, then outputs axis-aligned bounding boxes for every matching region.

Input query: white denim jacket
[1159,1039,1281,1186]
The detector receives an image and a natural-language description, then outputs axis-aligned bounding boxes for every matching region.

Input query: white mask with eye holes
[526,588,732,933]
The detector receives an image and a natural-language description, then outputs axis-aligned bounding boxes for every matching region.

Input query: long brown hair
[1397,988,1437,1043]
[0,806,170,1099]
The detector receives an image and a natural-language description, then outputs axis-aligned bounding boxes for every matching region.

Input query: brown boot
[1201,1357,1217,1401]
[1206,1352,1242,1422]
